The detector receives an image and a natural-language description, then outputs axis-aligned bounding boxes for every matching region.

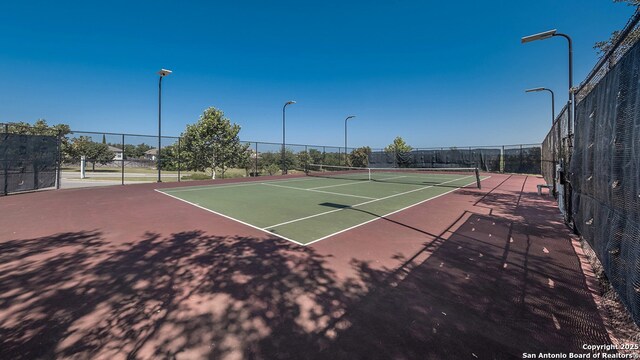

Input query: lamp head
[525,87,546,93]
[346,115,356,120]
[285,100,296,105]
[521,29,557,43]
[158,69,173,77]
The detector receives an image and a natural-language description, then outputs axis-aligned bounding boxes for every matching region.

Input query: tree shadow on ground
[0,230,367,359]
[0,175,613,359]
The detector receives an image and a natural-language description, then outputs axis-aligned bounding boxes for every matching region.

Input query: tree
[308,149,324,164]
[297,151,311,170]
[348,146,371,168]
[384,136,413,167]
[70,136,114,170]
[613,0,640,5]
[180,107,250,178]
[323,151,342,166]
[594,2,640,56]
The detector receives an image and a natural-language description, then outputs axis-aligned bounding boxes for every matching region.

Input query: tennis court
[157,166,486,245]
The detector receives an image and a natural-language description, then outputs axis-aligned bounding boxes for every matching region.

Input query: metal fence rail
[368,144,542,174]
[542,8,640,326]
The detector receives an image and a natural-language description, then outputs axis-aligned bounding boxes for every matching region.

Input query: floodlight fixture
[157,68,172,182]
[344,115,357,165]
[282,100,297,174]
[521,29,557,43]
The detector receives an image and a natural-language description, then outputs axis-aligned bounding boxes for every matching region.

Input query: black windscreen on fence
[1,133,59,195]
[570,39,640,325]
[503,146,542,174]
[368,146,538,174]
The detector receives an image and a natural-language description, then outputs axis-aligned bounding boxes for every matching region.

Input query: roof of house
[107,145,123,152]
[145,148,158,155]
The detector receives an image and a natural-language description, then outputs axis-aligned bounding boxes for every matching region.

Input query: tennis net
[306,164,481,189]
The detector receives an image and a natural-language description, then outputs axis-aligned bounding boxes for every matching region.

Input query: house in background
[145,148,158,161]
[107,145,124,161]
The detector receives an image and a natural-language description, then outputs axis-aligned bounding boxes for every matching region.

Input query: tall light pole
[525,87,555,124]
[522,29,573,220]
[157,68,172,182]
[282,100,296,175]
[344,115,355,165]
[526,87,556,195]
[521,29,573,145]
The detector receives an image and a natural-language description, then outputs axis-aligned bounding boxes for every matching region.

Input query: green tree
[282,149,300,172]
[135,143,153,158]
[158,144,180,171]
[308,149,324,164]
[594,2,640,56]
[258,151,279,170]
[70,136,114,170]
[613,0,639,5]
[180,107,250,178]
[297,151,311,170]
[348,146,371,167]
[323,151,342,166]
[384,136,413,167]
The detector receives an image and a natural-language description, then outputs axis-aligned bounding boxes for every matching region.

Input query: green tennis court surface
[157,170,486,245]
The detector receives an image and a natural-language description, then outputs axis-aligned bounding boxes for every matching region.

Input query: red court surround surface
[0,174,612,359]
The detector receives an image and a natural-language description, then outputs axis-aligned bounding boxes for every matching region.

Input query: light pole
[525,87,555,124]
[157,68,172,182]
[521,29,573,144]
[522,30,573,219]
[282,100,296,175]
[526,87,556,194]
[344,115,355,165]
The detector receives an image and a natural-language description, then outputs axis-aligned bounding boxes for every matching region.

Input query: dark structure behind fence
[0,131,60,195]
[368,145,541,174]
[542,9,640,326]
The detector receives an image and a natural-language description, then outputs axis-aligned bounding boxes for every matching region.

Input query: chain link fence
[542,9,640,326]
[1,123,61,195]
[368,144,541,174]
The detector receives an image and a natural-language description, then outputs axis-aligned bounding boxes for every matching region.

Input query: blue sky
[0,1,636,149]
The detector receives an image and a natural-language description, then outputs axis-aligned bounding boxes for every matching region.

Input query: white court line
[153,189,305,246]
[261,182,377,200]
[305,176,491,246]
[263,175,474,229]
[161,177,315,193]
[156,174,491,247]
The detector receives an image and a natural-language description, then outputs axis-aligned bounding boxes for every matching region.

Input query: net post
[475,168,481,189]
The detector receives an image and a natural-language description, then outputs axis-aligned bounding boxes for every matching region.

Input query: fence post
[56,133,62,190]
[500,146,505,173]
[1,124,5,194]
[520,144,523,173]
[177,137,181,182]
[121,134,125,185]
